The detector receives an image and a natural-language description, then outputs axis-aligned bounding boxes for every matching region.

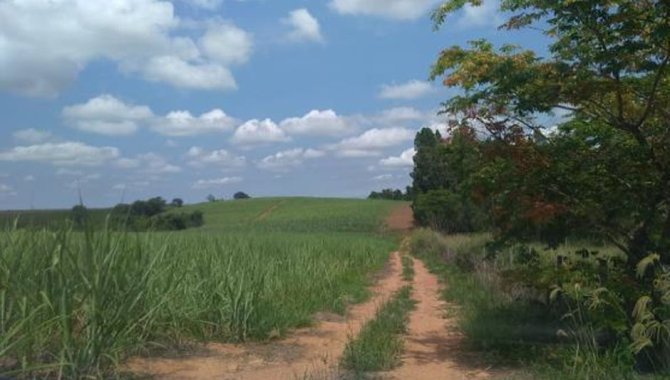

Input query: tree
[206,194,217,203]
[432,0,670,267]
[171,198,184,207]
[431,0,670,367]
[233,191,251,200]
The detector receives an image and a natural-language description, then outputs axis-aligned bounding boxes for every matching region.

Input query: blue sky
[0,0,544,209]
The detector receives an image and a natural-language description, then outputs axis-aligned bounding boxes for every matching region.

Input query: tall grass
[409,228,668,379]
[0,226,394,378]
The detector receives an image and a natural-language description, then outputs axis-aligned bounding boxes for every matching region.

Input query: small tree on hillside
[233,191,251,200]
[171,198,184,207]
[206,194,217,203]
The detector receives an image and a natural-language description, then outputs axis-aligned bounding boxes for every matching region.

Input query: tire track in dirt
[385,257,495,380]
[255,200,285,222]
[126,252,405,380]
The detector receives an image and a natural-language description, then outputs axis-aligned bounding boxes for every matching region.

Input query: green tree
[432,0,670,267]
[233,192,251,200]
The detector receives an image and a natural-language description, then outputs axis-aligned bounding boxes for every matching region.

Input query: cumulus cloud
[257,148,325,171]
[329,0,440,20]
[193,176,243,189]
[63,94,153,136]
[280,109,353,136]
[187,146,246,168]
[330,127,414,157]
[231,119,290,145]
[0,142,120,166]
[199,23,254,65]
[379,148,415,167]
[0,0,252,96]
[283,9,324,43]
[379,80,434,100]
[142,56,238,91]
[13,129,53,144]
[153,109,237,136]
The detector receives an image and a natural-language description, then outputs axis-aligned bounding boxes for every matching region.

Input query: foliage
[233,191,251,200]
[368,188,411,201]
[171,198,184,208]
[410,127,488,232]
[206,194,217,203]
[427,0,670,372]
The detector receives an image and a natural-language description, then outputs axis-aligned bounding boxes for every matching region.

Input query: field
[0,197,405,378]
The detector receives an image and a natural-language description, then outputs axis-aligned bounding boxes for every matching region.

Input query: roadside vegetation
[0,198,399,378]
[402,1,670,378]
[341,286,415,373]
[401,255,415,282]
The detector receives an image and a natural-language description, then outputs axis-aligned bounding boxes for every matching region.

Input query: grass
[408,228,667,380]
[0,197,402,378]
[340,286,415,373]
[401,255,414,281]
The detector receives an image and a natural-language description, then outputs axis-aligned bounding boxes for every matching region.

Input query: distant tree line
[368,188,412,201]
[71,196,204,231]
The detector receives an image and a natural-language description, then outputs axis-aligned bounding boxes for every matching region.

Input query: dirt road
[384,257,494,379]
[126,252,405,379]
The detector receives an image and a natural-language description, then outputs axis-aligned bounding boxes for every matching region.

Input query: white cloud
[458,1,502,28]
[193,176,243,189]
[63,94,153,136]
[329,0,440,20]
[200,23,253,65]
[13,129,53,144]
[231,119,290,145]
[142,56,238,91]
[24,175,35,181]
[283,9,324,43]
[0,0,251,96]
[379,80,434,100]
[280,109,353,136]
[0,142,120,167]
[257,148,325,171]
[379,148,415,167]
[153,109,237,136]
[187,146,246,168]
[331,127,414,157]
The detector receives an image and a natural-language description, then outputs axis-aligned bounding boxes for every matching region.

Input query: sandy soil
[384,257,495,380]
[385,203,414,232]
[125,252,405,380]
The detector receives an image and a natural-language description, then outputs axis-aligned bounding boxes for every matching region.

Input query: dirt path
[385,203,414,232]
[385,257,494,380]
[126,252,405,379]
[255,200,285,222]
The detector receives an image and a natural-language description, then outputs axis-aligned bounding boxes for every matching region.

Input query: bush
[233,192,251,200]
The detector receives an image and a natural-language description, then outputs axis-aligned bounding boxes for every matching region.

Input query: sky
[0,0,546,209]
